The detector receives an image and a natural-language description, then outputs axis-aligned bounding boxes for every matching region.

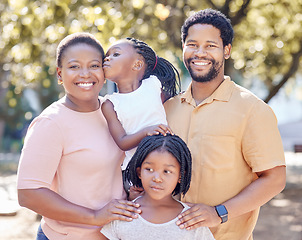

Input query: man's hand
[176,203,221,230]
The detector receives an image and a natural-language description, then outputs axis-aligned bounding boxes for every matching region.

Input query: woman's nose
[79,68,90,78]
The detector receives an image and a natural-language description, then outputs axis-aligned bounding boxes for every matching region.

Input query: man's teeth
[77,82,93,87]
[194,62,208,66]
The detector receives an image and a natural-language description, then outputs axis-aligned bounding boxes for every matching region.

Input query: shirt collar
[180,76,234,106]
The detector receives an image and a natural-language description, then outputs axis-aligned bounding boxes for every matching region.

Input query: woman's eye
[69,65,79,69]
[91,64,100,68]
[113,52,120,57]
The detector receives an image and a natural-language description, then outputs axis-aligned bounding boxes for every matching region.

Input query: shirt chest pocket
[194,135,236,171]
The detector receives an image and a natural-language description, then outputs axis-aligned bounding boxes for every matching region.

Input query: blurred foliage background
[0,0,302,153]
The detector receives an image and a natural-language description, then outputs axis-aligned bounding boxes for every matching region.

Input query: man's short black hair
[181,8,234,47]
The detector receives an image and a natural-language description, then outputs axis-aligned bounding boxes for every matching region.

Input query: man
[164,9,286,240]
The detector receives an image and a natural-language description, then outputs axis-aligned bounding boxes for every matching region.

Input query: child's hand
[128,186,144,201]
[145,124,174,136]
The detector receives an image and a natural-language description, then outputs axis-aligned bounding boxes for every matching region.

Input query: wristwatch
[215,205,228,223]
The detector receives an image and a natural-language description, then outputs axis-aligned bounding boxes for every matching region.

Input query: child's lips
[150,185,164,191]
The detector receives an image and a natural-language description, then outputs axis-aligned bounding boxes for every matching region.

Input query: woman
[17,32,140,240]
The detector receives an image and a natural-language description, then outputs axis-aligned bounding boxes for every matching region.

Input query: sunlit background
[0,1,302,239]
[0,0,302,154]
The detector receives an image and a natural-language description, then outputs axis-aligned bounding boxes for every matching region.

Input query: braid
[125,134,192,197]
[126,37,181,101]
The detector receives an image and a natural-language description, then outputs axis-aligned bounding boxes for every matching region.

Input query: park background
[0,0,301,239]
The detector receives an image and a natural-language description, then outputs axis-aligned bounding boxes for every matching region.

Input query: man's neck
[191,76,225,106]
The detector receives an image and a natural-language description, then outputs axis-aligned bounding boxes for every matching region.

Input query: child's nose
[152,172,162,182]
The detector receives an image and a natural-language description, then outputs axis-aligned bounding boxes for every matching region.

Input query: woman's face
[57,43,105,105]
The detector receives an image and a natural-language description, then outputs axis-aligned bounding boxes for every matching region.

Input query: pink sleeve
[17,116,64,190]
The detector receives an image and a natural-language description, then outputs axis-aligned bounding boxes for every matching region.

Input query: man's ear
[136,167,141,179]
[224,44,232,60]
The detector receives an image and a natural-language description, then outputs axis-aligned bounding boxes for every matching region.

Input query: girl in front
[101,134,215,240]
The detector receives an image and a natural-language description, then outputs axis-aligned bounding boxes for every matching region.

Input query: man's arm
[176,165,286,229]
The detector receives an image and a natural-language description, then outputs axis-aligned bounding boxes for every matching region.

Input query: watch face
[217,205,228,215]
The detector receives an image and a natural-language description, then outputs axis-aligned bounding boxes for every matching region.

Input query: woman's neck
[62,96,100,112]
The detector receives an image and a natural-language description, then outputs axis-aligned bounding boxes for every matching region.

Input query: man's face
[183,24,231,83]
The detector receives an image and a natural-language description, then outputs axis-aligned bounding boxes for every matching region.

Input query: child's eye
[146,168,153,172]
[164,170,172,174]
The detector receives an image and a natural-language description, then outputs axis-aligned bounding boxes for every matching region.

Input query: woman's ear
[136,167,141,179]
[57,67,63,85]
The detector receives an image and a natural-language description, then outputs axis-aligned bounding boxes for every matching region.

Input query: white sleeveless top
[105,75,167,170]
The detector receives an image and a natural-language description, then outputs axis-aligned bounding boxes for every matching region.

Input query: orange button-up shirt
[164,76,285,240]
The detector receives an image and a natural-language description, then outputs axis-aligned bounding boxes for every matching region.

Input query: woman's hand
[95,199,141,226]
[128,186,144,201]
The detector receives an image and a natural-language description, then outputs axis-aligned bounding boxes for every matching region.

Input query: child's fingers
[166,126,174,135]
[158,124,174,135]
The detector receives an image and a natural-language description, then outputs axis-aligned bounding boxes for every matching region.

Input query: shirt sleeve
[242,100,285,172]
[17,116,64,189]
[100,221,120,240]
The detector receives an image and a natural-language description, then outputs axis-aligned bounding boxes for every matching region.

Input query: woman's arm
[101,100,171,151]
[18,188,141,226]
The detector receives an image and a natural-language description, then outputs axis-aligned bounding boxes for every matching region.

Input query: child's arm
[101,100,172,151]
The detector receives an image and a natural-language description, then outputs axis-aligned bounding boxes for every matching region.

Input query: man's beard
[185,58,223,83]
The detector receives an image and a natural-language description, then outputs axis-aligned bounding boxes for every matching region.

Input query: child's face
[103,41,142,83]
[57,43,104,103]
[137,150,181,201]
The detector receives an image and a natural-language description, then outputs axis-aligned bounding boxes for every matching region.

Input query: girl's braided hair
[126,37,181,101]
[125,134,192,196]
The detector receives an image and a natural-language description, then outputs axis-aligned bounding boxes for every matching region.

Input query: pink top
[17,97,125,240]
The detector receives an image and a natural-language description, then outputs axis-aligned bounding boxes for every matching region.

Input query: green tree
[1,0,302,150]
